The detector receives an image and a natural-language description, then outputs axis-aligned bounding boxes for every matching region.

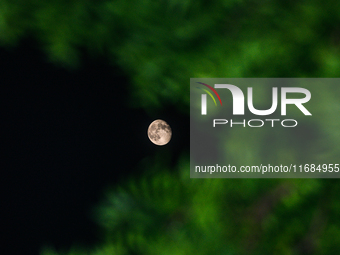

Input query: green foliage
[2,0,340,112]
[40,155,340,255]
[2,0,339,254]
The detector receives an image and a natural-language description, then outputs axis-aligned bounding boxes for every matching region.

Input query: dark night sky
[1,39,189,255]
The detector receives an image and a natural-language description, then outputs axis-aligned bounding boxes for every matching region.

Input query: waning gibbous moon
[147,119,172,146]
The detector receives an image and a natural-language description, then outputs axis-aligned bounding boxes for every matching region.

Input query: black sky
[1,39,189,255]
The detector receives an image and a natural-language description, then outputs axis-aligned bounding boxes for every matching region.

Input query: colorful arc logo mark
[196,82,222,115]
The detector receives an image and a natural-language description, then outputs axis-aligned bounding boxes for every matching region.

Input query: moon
[147,119,172,146]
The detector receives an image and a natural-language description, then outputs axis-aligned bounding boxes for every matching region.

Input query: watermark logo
[196,82,312,128]
[200,84,311,116]
[196,82,222,115]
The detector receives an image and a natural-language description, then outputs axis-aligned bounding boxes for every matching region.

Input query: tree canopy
[2,0,340,254]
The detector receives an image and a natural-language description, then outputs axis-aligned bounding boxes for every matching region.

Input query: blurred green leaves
[1,0,339,254]
[2,0,340,111]
[41,154,340,255]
